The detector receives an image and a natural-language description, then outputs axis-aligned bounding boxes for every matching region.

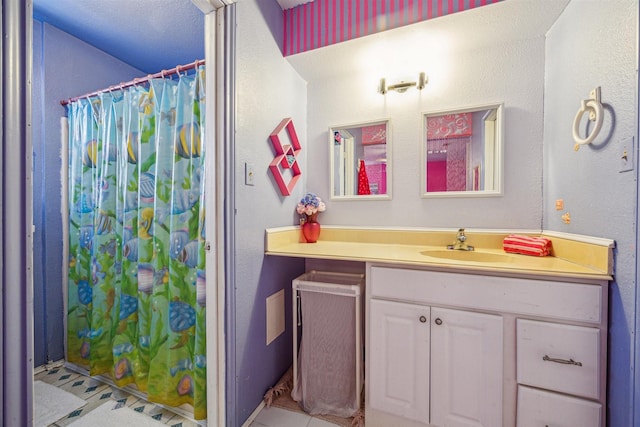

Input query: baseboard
[241,401,266,427]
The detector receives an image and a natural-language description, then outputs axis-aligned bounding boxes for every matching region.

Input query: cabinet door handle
[434,318,443,325]
[419,315,427,323]
[542,355,583,366]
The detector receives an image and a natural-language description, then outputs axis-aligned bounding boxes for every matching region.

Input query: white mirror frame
[421,103,504,198]
[329,119,392,201]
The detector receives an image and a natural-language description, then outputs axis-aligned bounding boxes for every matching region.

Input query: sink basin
[420,249,513,263]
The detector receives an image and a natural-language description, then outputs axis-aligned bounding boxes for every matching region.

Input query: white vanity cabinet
[365,264,608,427]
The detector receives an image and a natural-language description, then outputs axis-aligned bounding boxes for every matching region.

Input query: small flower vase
[302,213,321,243]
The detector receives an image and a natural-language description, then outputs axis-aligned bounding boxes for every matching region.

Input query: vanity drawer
[516,386,601,427]
[369,266,603,323]
[516,319,600,399]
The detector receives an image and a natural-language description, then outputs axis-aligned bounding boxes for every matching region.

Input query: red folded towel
[503,234,552,257]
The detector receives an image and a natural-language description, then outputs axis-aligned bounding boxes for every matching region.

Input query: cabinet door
[369,299,430,423]
[431,307,503,427]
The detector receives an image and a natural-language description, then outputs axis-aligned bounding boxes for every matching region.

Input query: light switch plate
[245,162,255,185]
[620,136,634,173]
[266,289,285,345]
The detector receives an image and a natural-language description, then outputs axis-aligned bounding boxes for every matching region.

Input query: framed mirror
[330,120,392,200]
[422,104,503,197]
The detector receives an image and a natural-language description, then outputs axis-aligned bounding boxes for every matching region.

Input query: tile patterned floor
[249,406,337,427]
[34,366,200,427]
[36,366,343,427]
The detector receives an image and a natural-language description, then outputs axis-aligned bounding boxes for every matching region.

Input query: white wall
[543,1,637,425]
[287,4,556,229]
[234,0,307,424]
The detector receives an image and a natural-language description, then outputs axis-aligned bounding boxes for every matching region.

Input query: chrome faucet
[447,228,475,251]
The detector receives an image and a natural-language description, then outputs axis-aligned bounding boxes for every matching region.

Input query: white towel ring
[572,87,603,147]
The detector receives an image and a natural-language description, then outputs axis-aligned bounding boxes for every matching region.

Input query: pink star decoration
[269,118,302,196]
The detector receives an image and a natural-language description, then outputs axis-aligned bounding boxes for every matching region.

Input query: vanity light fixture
[378,72,427,95]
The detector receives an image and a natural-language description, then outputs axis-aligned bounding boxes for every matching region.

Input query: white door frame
[193,0,235,425]
[2,0,35,425]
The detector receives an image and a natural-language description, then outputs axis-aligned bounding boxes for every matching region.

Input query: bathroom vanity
[366,265,606,427]
[265,226,613,427]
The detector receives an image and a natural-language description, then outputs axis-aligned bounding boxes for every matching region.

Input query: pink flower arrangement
[296,192,326,222]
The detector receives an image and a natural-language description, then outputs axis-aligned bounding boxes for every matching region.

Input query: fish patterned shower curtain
[66,67,207,419]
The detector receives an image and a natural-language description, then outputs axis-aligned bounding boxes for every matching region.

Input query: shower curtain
[66,67,207,419]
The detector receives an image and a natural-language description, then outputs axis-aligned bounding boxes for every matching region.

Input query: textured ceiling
[32,0,309,73]
[33,0,206,73]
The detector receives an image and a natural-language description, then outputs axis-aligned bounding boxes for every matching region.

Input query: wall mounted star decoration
[269,117,302,196]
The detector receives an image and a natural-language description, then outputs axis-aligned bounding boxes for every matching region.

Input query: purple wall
[283,0,503,56]
[542,1,637,425]
[32,20,142,366]
[234,1,308,424]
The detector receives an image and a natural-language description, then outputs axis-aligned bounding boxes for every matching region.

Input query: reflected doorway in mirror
[329,119,392,200]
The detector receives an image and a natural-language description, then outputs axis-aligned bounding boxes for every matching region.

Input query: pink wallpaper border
[283,0,503,56]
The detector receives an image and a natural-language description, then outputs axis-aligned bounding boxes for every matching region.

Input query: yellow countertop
[265,226,614,281]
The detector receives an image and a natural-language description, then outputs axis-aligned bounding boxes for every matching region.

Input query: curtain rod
[60,59,205,106]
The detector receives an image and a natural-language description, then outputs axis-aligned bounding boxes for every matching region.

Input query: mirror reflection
[423,104,502,197]
[330,120,391,199]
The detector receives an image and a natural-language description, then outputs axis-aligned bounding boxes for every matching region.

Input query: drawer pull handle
[542,355,583,366]
[434,318,443,325]
[419,316,427,323]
